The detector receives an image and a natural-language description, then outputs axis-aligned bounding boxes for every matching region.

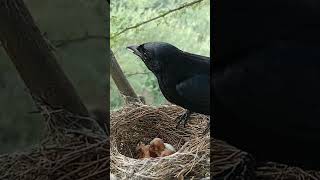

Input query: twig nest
[256,162,320,179]
[110,104,210,179]
[212,139,256,179]
[0,103,109,180]
[212,138,320,179]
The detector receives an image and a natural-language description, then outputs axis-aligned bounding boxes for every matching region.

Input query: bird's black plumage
[127,42,210,127]
[214,0,320,170]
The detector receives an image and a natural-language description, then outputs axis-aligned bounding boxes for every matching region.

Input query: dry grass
[0,103,108,180]
[256,162,320,180]
[2,100,319,180]
[110,104,210,179]
[212,130,320,179]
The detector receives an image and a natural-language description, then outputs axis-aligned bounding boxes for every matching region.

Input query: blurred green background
[110,0,210,110]
[0,0,107,153]
[0,0,210,154]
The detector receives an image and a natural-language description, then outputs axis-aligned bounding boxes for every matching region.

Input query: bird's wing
[181,51,210,73]
[182,51,210,62]
[176,74,210,107]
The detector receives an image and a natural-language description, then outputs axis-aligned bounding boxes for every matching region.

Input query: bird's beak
[127,45,143,59]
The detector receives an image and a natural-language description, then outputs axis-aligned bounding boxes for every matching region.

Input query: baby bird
[149,138,165,157]
[136,142,157,159]
[136,142,151,159]
[149,138,176,157]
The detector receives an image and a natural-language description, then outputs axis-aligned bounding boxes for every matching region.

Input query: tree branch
[53,34,108,48]
[125,71,152,77]
[110,0,205,39]
[0,0,101,132]
[110,49,140,102]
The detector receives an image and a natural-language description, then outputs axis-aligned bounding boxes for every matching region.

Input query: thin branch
[125,71,152,77]
[110,0,205,39]
[53,34,108,48]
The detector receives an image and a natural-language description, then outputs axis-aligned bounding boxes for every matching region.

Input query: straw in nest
[212,135,320,179]
[110,104,210,179]
[0,101,109,180]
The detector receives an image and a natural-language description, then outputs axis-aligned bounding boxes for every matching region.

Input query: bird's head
[149,137,165,156]
[127,42,181,74]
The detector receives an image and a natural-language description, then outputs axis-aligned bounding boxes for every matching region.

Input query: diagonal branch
[125,71,152,77]
[0,0,102,132]
[110,49,139,102]
[111,0,205,39]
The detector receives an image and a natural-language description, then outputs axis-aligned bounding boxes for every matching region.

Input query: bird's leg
[176,109,192,128]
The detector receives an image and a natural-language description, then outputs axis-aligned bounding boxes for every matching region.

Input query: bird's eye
[140,45,150,60]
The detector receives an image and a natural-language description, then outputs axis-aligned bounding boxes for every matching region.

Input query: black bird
[127,42,210,129]
[214,0,320,170]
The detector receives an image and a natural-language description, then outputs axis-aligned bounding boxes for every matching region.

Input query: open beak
[127,45,143,59]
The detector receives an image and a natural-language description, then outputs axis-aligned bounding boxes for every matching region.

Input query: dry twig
[110,0,206,39]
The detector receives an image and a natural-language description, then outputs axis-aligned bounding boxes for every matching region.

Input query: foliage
[110,0,210,110]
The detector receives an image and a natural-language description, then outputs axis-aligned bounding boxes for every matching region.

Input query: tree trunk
[0,0,89,121]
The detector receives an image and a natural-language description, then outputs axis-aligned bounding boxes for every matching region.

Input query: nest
[212,136,320,179]
[110,104,210,179]
[255,162,320,180]
[212,139,256,179]
[0,101,108,180]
